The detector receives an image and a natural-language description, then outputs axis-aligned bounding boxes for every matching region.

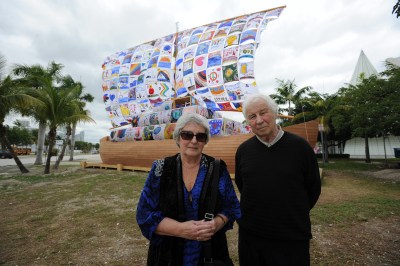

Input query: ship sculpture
[99,6,319,173]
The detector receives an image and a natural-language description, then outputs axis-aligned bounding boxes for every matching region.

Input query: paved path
[0,154,101,167]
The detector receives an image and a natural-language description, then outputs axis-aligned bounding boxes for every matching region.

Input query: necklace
[188,191,193,203]
[182,166,199,203]
[181,156,201,203]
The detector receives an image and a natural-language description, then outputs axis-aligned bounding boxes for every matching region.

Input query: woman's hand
[155,215,227,241]
[194,214,227,241]
[155,218,213,241]
[180,220,210,241]
[193,220,215,241]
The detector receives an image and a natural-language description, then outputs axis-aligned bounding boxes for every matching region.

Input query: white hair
[242,93,278,118]
[173,113,211,145]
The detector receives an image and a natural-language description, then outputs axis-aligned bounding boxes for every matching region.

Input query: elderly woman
[136,113,240,266]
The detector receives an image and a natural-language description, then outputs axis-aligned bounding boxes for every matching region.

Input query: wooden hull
[99,119,319,173]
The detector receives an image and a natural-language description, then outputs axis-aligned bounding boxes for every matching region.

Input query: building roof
[349,50,379,86]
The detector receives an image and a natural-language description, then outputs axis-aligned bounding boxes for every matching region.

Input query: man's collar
[256,125,284,147]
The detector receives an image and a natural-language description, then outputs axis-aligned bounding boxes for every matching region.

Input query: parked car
[0,150,13,159]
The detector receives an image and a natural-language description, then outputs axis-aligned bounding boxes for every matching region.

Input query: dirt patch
[0,163,82,177]
[365,169,400,181]
[319,170,373,204]
[312,216,400,265]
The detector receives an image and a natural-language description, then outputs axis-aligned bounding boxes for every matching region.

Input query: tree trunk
[54,126,71,170]
[69,123,76,161]
[323,132,329,163]
[383,133,388,167]
[53,141,68,170]
[0,124,29,173]
[44,128,57,174]
[365,134,371,163]
[34,122,46,165]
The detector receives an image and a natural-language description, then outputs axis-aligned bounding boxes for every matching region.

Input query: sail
[102,6,285,128]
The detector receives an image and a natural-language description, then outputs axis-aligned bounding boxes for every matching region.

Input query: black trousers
[238,228,310,266]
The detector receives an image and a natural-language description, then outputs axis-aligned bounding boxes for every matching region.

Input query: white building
[344,136,400,159]
[349,50,379,86]
[74,131,85,142]
[343,51,400,159]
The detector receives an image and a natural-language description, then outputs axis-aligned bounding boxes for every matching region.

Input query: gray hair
[173,113,211,145]
[242,93,278,118]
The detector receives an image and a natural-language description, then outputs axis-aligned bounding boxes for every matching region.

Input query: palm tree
[393,0,400,18]
[0,54,39,173]
[299,92,334,163]
[12,62,63,165]
[270,79,311,117]
[29,75,91,174]
[54,76,94,169]
[57,75,94,161]
[54,108,94,170]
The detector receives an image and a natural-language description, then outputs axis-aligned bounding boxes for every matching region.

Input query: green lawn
[0,160,399,265]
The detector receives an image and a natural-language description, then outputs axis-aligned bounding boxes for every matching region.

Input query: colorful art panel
[206,66,223,87]
[138,112,151,127]
[209,38,225,53]
[217,101,238,111]
[101,6,285,130]
[194,70,207,89]
[132,126,144,141]
[153,124,166,140]
[183,60,194,76]
[209,119,224,136]
[239,43,255,61]
[196,41,211,56]
[200,31,214,42]
[171,108,183,123]
[225,34,240,48]
[196,87,219,111]
[115,128,127,142]
[207,51,222,68]
[164,123,176,139]
[143,125,155,140]
[158,56,172,69]
[222,63,239,83]
[222,46,239,66]
[240,29,257,45]
[225,82,243,101]
[193,55,208,72]
[181,105,198,115]
[238,61,255,80]
[130,63,141,76]
[159,109,172,124]
[210,85,230,103]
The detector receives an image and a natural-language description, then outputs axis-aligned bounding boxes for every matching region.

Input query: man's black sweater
[235,131,321,240]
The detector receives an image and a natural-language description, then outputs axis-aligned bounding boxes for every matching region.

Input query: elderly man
[235,93,321,266]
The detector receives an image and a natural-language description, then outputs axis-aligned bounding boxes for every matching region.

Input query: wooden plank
[99,120,319,174]
[81,161,151,172]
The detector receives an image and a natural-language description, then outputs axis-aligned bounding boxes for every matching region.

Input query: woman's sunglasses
[180,131,208,143]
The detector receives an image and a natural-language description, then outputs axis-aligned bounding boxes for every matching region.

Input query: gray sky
[1,0,399,143]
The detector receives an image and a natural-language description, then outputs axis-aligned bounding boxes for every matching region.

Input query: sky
[1,0,399,143]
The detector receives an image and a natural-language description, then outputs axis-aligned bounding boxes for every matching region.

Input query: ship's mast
[173,21,179,99]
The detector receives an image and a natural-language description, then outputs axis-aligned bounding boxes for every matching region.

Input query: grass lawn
[0,159,399,265]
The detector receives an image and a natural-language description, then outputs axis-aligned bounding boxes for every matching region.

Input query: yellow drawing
[120,105,130,116]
